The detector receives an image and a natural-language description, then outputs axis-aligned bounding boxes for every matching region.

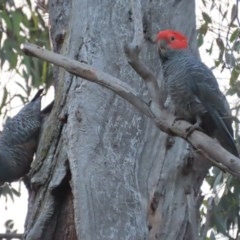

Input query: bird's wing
[186,61,238,156]
[188,63,232,130]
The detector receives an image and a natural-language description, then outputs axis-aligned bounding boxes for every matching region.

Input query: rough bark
[24,0,210,240]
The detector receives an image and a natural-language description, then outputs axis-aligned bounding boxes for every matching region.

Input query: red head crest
[156,29,188,50]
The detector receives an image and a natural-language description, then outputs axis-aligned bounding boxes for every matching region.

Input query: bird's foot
[186,121,203,138]
[173,116,185,125]
[173,116,203,137]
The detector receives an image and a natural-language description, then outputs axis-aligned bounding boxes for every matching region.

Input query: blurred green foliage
[0,184,20,202]
[198,1,240,239]
[0,0,51,217]
[0,0,51,108]
[198,1,240,98]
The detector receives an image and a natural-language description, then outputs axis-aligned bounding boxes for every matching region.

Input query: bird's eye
[170,36,175,41]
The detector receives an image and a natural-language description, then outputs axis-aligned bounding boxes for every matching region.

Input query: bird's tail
[31,89,54,117]
[208,109,239,157]
[31,89,44,102]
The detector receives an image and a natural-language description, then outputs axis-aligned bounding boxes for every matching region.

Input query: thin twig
[124,0,162,111]
[124,45,162,108]
[0,233,23,239]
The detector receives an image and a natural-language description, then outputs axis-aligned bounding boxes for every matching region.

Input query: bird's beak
[157,40,167,55]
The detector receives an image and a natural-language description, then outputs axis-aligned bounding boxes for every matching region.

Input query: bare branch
[124,0,240,177]
[21,43,240,179]
[0,233,23,239]
[22,43,152,118]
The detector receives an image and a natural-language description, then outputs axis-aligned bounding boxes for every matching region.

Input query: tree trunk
[24,0,210,239]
